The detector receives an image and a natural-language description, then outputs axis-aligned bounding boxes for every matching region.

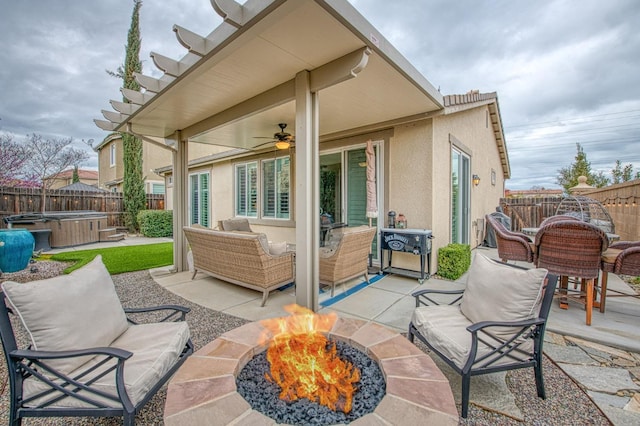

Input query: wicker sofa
[183,226,295,306]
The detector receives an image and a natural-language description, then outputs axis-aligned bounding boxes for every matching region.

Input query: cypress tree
[72,165,80,183]
[121,0,146,232]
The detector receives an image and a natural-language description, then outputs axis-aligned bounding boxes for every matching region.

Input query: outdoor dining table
[522,227,620,244]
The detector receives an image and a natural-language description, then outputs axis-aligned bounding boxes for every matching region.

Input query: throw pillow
[222,218,252,232]
[1,255,129,374]
[269,241,288,256]
[460,254,548,333]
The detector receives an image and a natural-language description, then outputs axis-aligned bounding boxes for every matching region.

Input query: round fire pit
[164,317,458,425]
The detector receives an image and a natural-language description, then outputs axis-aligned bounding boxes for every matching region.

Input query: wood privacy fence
[500,179,640,242]
[499,197,563,232]
[0,187,165,228]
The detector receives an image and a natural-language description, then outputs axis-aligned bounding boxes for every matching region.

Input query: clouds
[1,0,638,188]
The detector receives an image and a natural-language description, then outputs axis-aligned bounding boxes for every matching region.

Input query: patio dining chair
[485,213,536,263]
[0,256,193,426]
[539,214,581,227]
[408,254,557,418]
[598,241,640,312]
[534,220,608,325]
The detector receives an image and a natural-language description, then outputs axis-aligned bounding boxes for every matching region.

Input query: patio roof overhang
[96,0,446,311]
[96,0,444,148]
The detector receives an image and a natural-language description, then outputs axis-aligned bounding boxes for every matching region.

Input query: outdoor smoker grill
[380,228,433,283]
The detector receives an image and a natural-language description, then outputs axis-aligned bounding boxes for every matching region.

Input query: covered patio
[95,0,447,312]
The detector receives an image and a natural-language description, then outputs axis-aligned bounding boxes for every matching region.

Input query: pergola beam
[101,110,127,123]
[182,79,295,140]
[310,47,371,92]
[121,88,155,105]
[110,101,140,115]
[150,52,183,77]
[210,0,245,28]
[94,119,118,131]
[173,25,209,57]
[134,73,174,94]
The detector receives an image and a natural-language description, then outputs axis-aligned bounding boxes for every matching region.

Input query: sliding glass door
[451,148,470,244]
[320,144,380,260]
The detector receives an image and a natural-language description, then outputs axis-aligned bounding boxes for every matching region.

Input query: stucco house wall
[432,104,507,250]
[95,133,171,193]
[160,96,506,274]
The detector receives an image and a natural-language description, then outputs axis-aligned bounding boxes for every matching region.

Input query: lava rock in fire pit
[237,339,385,425]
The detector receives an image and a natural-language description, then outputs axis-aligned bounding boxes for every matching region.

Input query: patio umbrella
[365,139,378,226]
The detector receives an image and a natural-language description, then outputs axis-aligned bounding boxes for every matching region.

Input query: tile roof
[443,90,497,107]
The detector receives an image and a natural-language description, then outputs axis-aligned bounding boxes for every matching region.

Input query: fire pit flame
[259,304,360,413]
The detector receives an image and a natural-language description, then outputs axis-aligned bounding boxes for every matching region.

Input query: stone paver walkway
[545,331,640,425]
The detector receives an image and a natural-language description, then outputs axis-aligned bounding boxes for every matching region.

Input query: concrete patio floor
[148,245,640,353]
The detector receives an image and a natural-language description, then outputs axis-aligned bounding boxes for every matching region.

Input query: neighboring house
[58,182,108,192]
[43,169,98,190]
[93,133,171,194]
[95,0,510,310]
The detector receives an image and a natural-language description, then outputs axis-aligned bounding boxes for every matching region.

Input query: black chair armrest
[10,346,135,411]
[461,317,546,373]
[467,317,545,333]
[10,347,132,361]
[124,304,190,324]
[411,288,464,307]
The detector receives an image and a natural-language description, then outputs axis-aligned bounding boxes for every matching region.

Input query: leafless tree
[0,134,32,186]
[23,134,90,212]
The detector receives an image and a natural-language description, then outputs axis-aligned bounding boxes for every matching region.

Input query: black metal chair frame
[0,293,194,426]
[407,264,558,418]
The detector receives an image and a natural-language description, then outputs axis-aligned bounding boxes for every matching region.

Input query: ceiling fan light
[275,141,290,150]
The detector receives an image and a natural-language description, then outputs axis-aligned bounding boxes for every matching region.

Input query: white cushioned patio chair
[408,254,557,418]
[0,256,194,426]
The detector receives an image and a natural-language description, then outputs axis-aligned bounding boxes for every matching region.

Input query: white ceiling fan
[252,123,295,150]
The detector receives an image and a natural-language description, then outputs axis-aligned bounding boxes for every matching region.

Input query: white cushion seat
[22,321,191,408]
[411,305,533,370]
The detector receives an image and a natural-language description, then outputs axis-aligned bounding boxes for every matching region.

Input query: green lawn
[50,243,173,274]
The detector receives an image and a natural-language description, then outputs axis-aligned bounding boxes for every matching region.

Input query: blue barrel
[0,229,35,273]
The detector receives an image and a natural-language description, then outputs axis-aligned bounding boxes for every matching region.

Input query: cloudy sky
[1,0,639,189]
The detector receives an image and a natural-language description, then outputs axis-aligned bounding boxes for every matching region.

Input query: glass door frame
[451,147,470,244]
[320,140,384,263]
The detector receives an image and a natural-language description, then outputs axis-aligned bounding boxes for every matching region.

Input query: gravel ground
[0,261,611,425]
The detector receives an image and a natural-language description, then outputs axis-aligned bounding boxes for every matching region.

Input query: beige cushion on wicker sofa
[319,225,376,296]
[411,254,548,369]
[183,226,295,306]
[2,256,191,408]
[218,218,252,232]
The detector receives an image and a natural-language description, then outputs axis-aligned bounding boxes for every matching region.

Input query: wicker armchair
[485,214,536,263]
[534,220,608,325]
[598,241,640,312]
[319,226,376,296]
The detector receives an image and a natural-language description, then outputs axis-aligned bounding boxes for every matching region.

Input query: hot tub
[4,211,108,248]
